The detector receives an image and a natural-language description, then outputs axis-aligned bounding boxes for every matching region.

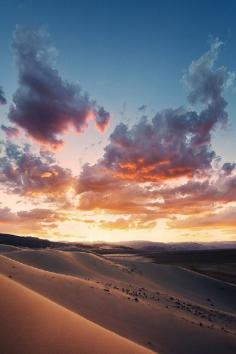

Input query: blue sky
[1,0,236,108]
[1,0,236,160]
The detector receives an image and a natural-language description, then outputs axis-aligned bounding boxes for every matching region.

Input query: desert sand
[0,274,153,354]
[0,246,236,354]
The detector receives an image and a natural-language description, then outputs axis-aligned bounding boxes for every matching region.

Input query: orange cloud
[169,206,236,230]
[0,207,66,235]
[0,143,75,204]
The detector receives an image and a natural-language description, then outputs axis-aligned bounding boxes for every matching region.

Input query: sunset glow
[0,4,236,244]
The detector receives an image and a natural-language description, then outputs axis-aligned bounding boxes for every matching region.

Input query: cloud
[8,27,110,149]
[184,39,225,105]
[75,40,236,231]
[169,206,236,230]
[77,163,121,193]
[1,37,235,234]
[101,113,214,182]
[0,86,6,105]
[0,207,17,223]
[79,187,154,215]
[98,39,228,183]
[138,104,147,112]
[77,167,161,228]
[144,170,236,220]
[100,215,156,230]
[0,206,65,235]
[222,162,236,175]
[1,125,19,138]
[0,142,74,203]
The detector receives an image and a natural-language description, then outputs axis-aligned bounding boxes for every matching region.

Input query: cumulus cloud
[78,40,229,186]
[75,40,236,230]
[0,142,74,202]
[0,86,6,105]
[101,113,214,182]
[8,27,110,149]
[98,39,228,183]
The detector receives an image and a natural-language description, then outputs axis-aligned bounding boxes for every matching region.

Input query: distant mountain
[0,233,235,252]
[0,233,59,249]
[118,240,236,251]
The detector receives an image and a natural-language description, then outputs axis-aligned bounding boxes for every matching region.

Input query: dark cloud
[222,162,236,175]
[102,111,215,182]
[0,86,6,105]
[8,27,110,149]
[0,142,74,202]
[98,39,228,182]
[75,40,236,230]
[95,107,110,132]
[138,104,147,112]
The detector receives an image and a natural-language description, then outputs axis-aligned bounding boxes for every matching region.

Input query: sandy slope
[1,249,236,354]
[6,248,236,312]
[113,259,236,313]
[0,274,153,354]
[5,249,133,282]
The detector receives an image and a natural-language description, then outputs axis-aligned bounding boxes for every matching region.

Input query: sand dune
[6,248,236,313]
[114,260,236,313]
[5,249,132,282]
[0,249,236,354]
[0,274,153,354]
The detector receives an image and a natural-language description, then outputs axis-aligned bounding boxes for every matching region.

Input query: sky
[0,0,236,243]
